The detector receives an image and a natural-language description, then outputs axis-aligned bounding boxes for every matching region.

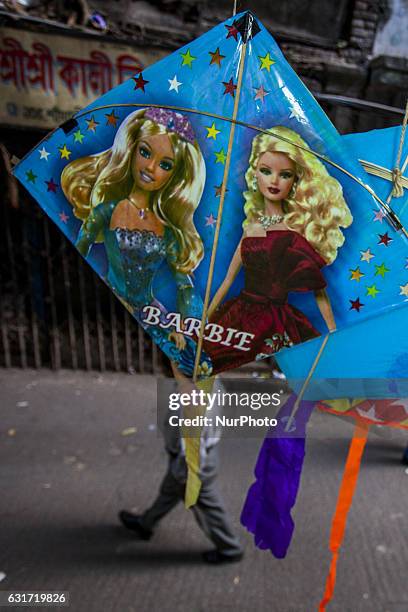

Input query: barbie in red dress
[204,126,353,375]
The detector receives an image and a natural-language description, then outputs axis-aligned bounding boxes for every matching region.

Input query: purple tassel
[241,394,315,558]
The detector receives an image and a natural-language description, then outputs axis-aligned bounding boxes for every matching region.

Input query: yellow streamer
[183,376,216,507]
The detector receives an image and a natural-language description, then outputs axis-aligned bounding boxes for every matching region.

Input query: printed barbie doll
[204,126,353,373]
[61,107,208,373]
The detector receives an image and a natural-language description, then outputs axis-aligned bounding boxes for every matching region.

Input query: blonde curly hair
[61,108,205,274]
[243,126,353,264]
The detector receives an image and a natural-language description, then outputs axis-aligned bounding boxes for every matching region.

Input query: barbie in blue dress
[61,107,210,375]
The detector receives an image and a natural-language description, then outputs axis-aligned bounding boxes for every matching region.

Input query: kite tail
[241,394,315,558]
[319,418,369,611]
[184,436,202,508]
[183,376,216,508]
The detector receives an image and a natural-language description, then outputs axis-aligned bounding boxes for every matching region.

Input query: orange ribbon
[319,419,370,611]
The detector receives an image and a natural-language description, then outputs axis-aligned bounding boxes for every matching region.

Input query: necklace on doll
[128,195,151,219]
[258,212,285,230]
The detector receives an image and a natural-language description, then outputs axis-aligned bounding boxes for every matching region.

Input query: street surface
[0,370,407,612]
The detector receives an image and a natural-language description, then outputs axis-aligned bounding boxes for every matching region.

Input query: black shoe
[202,549,244,564]
[118,510,153,540]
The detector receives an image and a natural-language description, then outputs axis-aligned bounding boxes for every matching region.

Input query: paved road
[0,369,407,612]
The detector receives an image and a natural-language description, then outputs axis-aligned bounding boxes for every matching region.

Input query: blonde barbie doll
[62,107,207,371]
[204,126,353,373]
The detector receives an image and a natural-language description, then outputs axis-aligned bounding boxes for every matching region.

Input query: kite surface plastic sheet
[14,13,407,378]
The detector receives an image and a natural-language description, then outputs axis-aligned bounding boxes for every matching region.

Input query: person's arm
[207,238,243,320]
[314,288,336,332]
[75,204,107,257]
[170,360,196,392]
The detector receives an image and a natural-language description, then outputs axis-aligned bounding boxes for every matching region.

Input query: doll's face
[255,151,296,204]
[132,134,175,192]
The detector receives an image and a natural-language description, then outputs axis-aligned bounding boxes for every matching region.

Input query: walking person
[119,378,244,564]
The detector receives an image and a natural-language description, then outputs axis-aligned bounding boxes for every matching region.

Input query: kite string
[48,101,408,237]
[389,97,408,201]
[232,0,237,16]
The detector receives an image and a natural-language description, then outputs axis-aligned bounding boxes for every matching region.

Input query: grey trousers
[139,462,243,556]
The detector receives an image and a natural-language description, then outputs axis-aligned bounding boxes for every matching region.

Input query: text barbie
[142,306,255,351]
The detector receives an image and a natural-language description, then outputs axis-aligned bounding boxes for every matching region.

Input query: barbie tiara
[145,107,196,144]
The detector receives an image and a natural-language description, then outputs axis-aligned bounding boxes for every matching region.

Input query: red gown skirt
[203,230,328,375]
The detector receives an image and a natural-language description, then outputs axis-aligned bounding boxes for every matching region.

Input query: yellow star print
[350,267,364,281]
[206,123,221,140]
[215,149,226,164]
[400,283,408,296]
[86,116,99,132]
[181,49,196,67]
[59,144,71,160]
[259,52,275,72]
[366,285,379,297]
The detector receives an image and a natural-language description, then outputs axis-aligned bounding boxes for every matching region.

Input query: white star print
[288,102,307,124]
[38,146,50,161]
[356,404,384,423]
[168,75,182,93]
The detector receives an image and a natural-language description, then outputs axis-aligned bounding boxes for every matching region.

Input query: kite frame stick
[192,39,248,381]
[360,159,408,189]
[284,333,330,432]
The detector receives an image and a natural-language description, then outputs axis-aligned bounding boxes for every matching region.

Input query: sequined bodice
[76,201,200,317]
[115,227,167,260]
[113,228,167,305]
[75,201,209,375]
